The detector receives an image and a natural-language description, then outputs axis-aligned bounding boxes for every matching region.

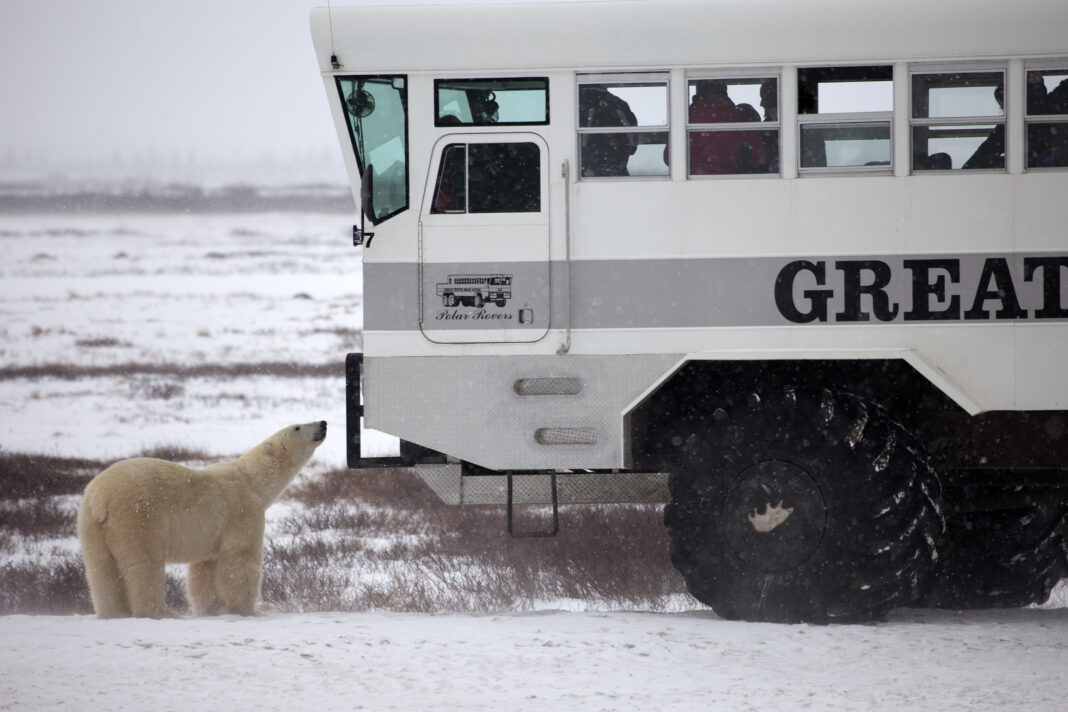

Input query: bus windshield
[337,75,408,222]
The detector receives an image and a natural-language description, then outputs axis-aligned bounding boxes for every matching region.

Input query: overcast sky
[1,0,344,174]
[0,0,614,181]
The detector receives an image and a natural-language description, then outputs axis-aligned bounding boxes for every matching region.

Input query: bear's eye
[294,426,301,432]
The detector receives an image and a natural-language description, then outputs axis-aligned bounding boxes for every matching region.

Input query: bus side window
[577,74,669,178]
[687,76,779,176]
[1026,68,1068,169]
[431,142,541,214]
[911,70,1005,171]
[435,78,549,126]
[797,66,893,173]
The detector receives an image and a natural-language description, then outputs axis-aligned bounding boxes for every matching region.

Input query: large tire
[663,387,944,623]
[924,505,1067,609]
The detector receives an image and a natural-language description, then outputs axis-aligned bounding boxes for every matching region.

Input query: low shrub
[0,557,93,615]
[0,451,100,500]
[1,457,691,615]
[0,496,77,540]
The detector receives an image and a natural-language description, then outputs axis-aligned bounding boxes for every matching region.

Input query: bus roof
[311,0,1068,74]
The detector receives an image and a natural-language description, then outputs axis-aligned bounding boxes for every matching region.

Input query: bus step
[507,472,559,538]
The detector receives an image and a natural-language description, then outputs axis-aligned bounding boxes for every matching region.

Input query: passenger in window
[760,80,777,122]
[468,143,540,213]
[733,103,762,172]
[736,103,760,122]
[962,85,1005,170]
[688,80,766,175]
[1028,71,1050,115]
[926,153,953,170]
[1050,78,1068,114]
[1029,74,1068,168]
[1031,127,1068,168]
[579,85,639,176]
[469,90,500,125]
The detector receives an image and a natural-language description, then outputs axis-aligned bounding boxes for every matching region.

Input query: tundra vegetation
[0,450,690,615]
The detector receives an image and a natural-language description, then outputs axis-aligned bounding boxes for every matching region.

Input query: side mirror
[353,166,376,247]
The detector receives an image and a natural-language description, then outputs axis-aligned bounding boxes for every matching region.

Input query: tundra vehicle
[437,273,513,308]
[311,0,1068,622]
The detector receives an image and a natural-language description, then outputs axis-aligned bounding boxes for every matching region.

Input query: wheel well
[628,359,1068,471]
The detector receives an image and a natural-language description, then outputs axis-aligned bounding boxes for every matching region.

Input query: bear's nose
[319,420,327,429]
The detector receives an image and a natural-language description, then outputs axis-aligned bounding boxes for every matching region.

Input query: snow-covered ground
[3,608,1068,711]
[3,210,1068,711]
[0,211,396,465]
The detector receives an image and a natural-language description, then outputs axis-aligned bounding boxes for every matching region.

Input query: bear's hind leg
[77,517,130,619]
[187,560,224,616]
[122,559,180,618]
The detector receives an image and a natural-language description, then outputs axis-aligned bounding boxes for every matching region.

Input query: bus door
[418,133,550,343]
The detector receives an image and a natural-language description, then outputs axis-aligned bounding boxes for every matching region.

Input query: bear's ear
[261,441,277,457]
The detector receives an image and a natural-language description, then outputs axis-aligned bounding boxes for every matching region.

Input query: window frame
[909,64,1007,173]
[685,70,781,179]
[796,65,894,176]
[430,143,468,214]
[335,74,410,224]
[428,139,543,215]
[576,71,671,180]
[1024,60,1068,171]
[434,77,550,127]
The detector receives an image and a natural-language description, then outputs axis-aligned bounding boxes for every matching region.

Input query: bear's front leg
[187,560,224,616]
[216,519,266,616]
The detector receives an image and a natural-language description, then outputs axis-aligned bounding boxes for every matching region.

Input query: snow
[2,608,1067,711]
[3,209,1068,710]
[0,211,401,464]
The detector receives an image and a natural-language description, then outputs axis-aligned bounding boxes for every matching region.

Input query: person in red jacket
[687,80,767,175]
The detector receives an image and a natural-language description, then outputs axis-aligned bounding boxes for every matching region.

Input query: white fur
[77,421,327,618]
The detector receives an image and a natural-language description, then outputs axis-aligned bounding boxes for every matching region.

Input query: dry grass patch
[0,451,101,500]
[0,361,344,382]
[1,457,692,615]
[263,467,691,613]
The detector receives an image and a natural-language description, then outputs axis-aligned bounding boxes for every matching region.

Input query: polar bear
[77,421,327,618]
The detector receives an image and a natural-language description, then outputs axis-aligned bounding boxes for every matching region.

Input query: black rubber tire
[924,505,1067,609]
[663,387,944,623]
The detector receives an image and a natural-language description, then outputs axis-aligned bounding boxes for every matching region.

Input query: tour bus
[436,273,513,308]
[310,0,1068,622]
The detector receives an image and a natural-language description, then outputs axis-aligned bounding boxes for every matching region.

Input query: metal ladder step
[506,472,559,538]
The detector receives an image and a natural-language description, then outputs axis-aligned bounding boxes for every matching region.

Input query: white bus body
[312,0,1068,621]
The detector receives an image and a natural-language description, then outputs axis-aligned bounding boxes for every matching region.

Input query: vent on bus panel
[535,428,597,446]
[514,378,583,396]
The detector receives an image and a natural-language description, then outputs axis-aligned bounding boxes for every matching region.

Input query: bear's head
[238,422,329,506]
[259,420,328,471]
